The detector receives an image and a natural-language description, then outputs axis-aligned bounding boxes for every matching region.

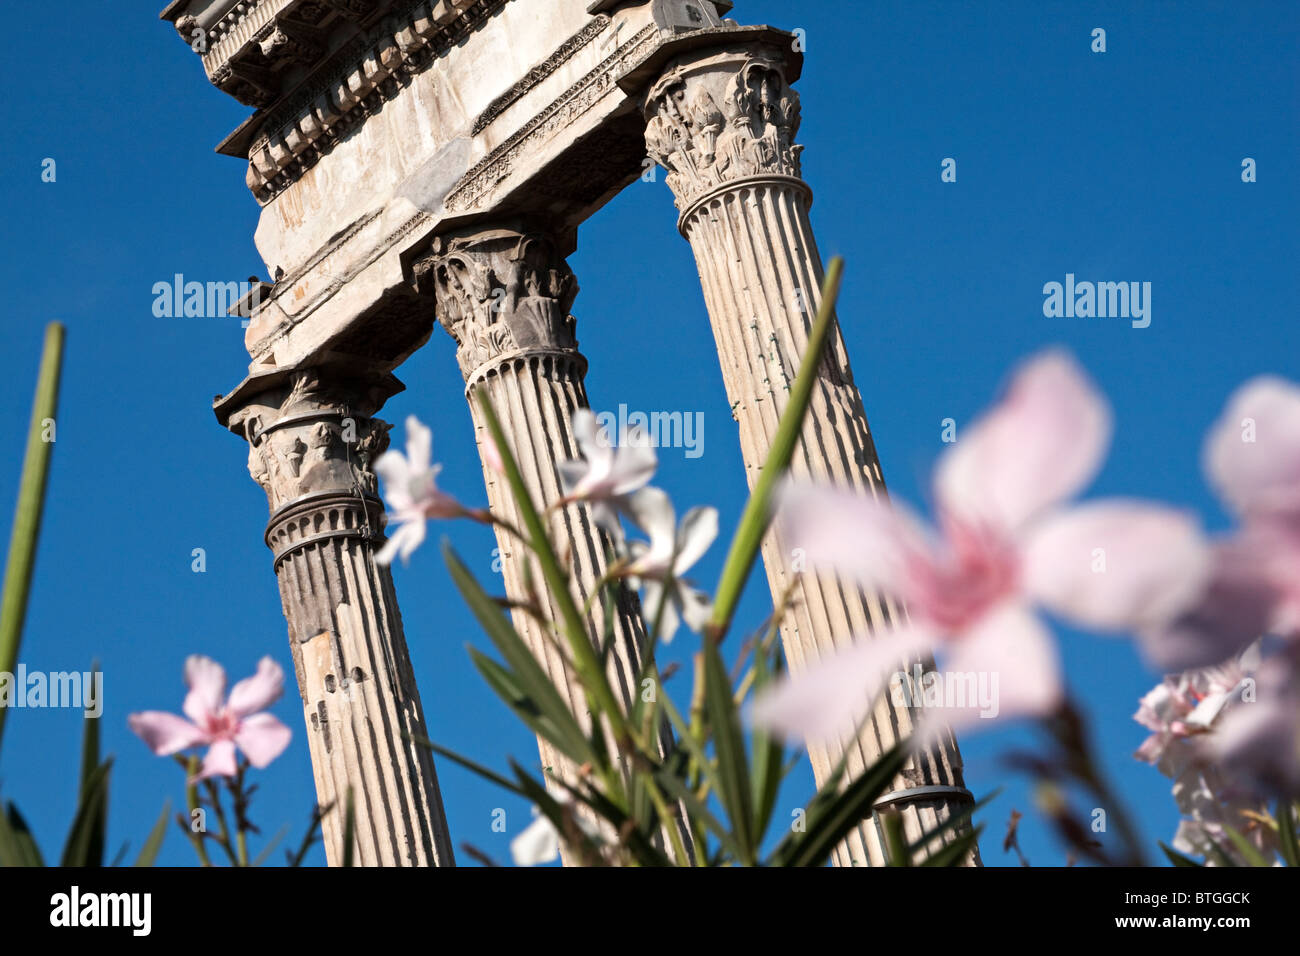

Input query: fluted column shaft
[227,369,454,866]
[421,227,687,864]
[644,41,976,867]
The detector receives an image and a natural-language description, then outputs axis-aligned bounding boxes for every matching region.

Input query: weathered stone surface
[643,38,979,867]
[418,224,691,864]
[219,368,455,866]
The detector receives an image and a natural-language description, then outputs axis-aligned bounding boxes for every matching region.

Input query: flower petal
[374,449,413,511]
[404,415,434,476]
[673,506,718,574]
[608,433,657,496]
[1022,500,1212,634]
[376,517,427,567]
[1139,535,1278,671]
[935,350,1111,531]
[511,811,561,866]
[624,487,677,574]
[923,601,1063,735]
[777,481,932,598]
[127,711,210,755]
[226,657,286,719]
[182,655,226,726]
[193,739,239,781]
[234,712,293,768]
[571,410,614,482]
[749,626,937,743]
[1204,376,1300,519]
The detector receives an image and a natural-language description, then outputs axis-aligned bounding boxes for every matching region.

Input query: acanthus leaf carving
[419,229,580,381]
[644,54,804,209]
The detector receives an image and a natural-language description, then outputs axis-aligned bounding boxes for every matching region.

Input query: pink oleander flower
[374,415,465,566]
[557,410,658,537]
[622,486,717,643]
[129,656,292,781]
[1134,645,1285,863]
[752,350,1211,743]
[1154,378,1300,671]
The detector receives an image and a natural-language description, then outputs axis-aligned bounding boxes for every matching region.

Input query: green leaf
[407,731,530,799]
[0,322,65,755]
[769,742,907,868]
[78,670,101,800]
[446,543,596,767]
[708,260,844,639]
[748,638,785,842]
[654,770,744,862]
[907,790,997,858]
[0,801,44,867]
[702,638,755,864]
[132,801,170,867]
[1277,801,1300,868]
[341,787,356,868]
[1222,825,1271,867]
[467,647,594,767]
[882,810,909,866]
[1159,842,1204,868]
[251,824,289,868]
[919,825,984,867]
[60,758,111,867]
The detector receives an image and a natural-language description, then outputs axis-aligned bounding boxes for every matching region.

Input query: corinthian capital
[417,227,580,382]
[225,368,399,514]
[644,49,804,210]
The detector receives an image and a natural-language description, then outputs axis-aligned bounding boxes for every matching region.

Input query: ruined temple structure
[162,0,977,866]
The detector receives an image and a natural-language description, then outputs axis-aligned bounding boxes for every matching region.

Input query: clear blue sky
[0,1,1295,867]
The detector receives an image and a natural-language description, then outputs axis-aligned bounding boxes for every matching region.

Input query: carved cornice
[643,50,803,210]
[445,22,658,212]
[228,368,398,513]
[416,228,582,382]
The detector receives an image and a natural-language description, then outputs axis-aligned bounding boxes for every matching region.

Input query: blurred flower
[374,415,464,565]
[623,487,717,642]
[752,350,1211,743]
[510,795,602,866]
[557,409,657,537]
[1206,648,1300,798]
[1134,644,1286,864]
[1153,377,1300,670]
[129,656,292,781]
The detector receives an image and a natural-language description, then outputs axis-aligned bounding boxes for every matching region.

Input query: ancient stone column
[223,368,455,867]
[643,42,977,866]
[417,226,686,864]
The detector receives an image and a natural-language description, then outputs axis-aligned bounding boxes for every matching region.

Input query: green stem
[0,323,65,755]
[707,260,844,642]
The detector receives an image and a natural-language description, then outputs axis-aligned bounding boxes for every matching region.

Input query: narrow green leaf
[1277,801,1300,868]
[709,260,844,639]
[654,770,744,862]
[1159,842,1204,867]
[702,638,754,863]
[907,790,997,857]
[769,742,907,868]
[133,801,170,867]
[60,759,111,867]
[1222,825,1271,867]
[250,824,289,868]
[0,801,44,867]
[467,647,593,767]
[0,322,65,755]
[446,543,596,766]
[919,825,985,867]
[882,810,910,866]
[341,787,356,867]
[408,732,530,799]
[79,672,101,800]
[748,639,785,842]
